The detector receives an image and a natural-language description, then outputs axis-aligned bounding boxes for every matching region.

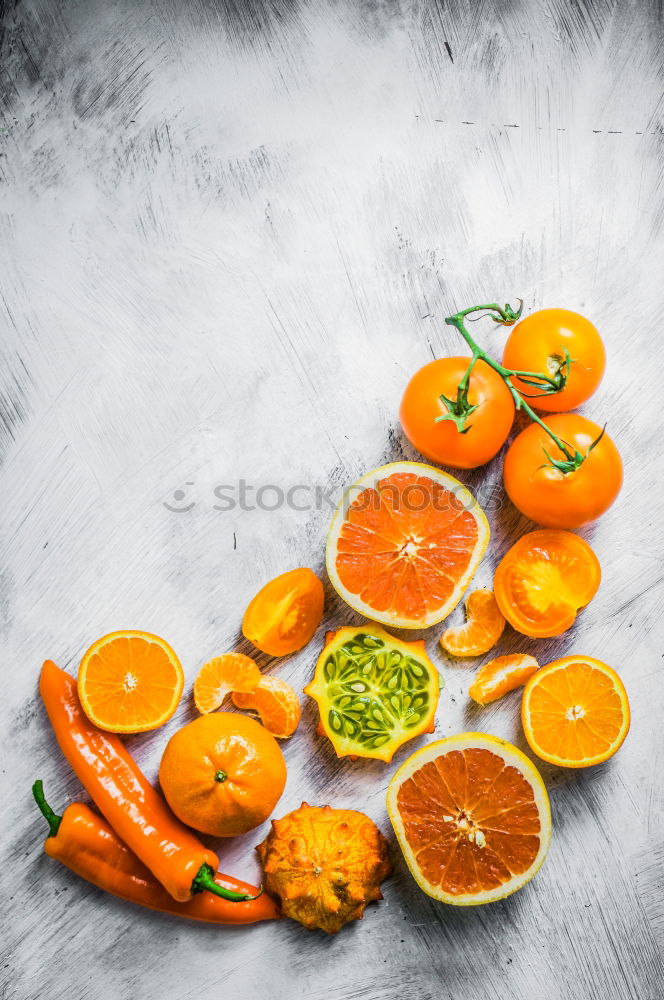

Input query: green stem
[192,863,263,903]
[444,302,582,467]
[32,780,62,837]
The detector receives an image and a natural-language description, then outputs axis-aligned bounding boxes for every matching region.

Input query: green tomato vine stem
[441,301,594,472]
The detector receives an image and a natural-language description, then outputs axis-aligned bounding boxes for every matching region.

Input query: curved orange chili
[39,659,254,904]
[32,781,278,923]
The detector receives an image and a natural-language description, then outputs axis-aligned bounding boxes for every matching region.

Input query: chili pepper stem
[444,302,586,469]
[32,780,62,837]
[192,863,263,903]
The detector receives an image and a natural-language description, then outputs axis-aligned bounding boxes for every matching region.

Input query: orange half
[387,733,551,905]
[78,630,184,733]
[326,462,490,628]
[522,656,630,767]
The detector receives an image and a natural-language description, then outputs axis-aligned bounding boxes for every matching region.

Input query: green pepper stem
[32,780,62,837]
[444,302,583,468]
[192,863,263,902]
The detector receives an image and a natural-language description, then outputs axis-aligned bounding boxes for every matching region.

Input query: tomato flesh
[502,308,605,412]
[400,357,514,469]
[494,530,601,638]
[242,568,324,656]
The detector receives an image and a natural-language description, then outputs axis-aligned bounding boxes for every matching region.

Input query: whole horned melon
[256,802,392,933]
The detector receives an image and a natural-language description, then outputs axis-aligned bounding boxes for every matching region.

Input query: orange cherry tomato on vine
[400,357,515,470]
[242,568,324,656]
[494,529,601,638]
[503,414,622,529]
[502,308,606,412]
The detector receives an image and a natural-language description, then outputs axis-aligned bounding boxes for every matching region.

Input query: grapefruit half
[326,462,490,628]
[387,733,551,905]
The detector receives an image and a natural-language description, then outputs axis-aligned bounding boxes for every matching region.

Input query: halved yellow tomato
[242,568,324,656]
[493,530,600,638]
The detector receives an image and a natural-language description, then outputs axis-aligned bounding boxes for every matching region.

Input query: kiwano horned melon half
[256,802,392,933]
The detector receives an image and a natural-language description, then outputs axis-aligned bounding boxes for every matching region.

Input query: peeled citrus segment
[469,654,539,705]
[387,733,551,905]
[78,630,184,734]
[494,530,600,638]
[194,653,261,714]
[440,589,505,657]
[232,676,301,739]
[304,625,440,763]
[326,462,489,629]
[521,656,630,768]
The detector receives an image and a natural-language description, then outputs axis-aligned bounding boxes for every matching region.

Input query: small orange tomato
[242,568,324,656]
[503,414,622,529]
[400,357,514,469]
[494,529,601,638]
[502,308,605,412]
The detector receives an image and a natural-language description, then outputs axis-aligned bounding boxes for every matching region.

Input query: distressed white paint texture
[1,1,664,999]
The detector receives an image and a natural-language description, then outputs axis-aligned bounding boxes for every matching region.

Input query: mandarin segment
[232,676,301,739]
[387,734,551,905]
[469,654,539,705]
[521,656,630,767]
[78,630,184,734]
[440,590,506,657]
[327,462,489,629]
[193,653,261,715]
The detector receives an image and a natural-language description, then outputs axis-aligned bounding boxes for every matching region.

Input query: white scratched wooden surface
[2,1,664,998]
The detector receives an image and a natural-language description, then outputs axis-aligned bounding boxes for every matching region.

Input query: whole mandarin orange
[159,713,287,837]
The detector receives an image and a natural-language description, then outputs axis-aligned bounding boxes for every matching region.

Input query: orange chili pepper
[32,781,278,924]
[39,659,255,904]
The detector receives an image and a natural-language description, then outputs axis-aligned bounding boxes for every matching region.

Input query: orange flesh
[441,590,505,657]
[335,472,479,621]
[232,676,301,739]
[79,634,182,732]
[469,654,539,705]
[525,661,626,761]
[194,653,261,715]
[396,748,541,895]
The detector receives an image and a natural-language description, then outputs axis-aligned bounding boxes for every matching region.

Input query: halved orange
[469,653,539,705]
[387,733,551,905]
[193,653,261,714]
[440,590,505,657]
[326,462,490,628]
[232,676,301,739]
[78,630,184,733]
[521,656,630,768]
